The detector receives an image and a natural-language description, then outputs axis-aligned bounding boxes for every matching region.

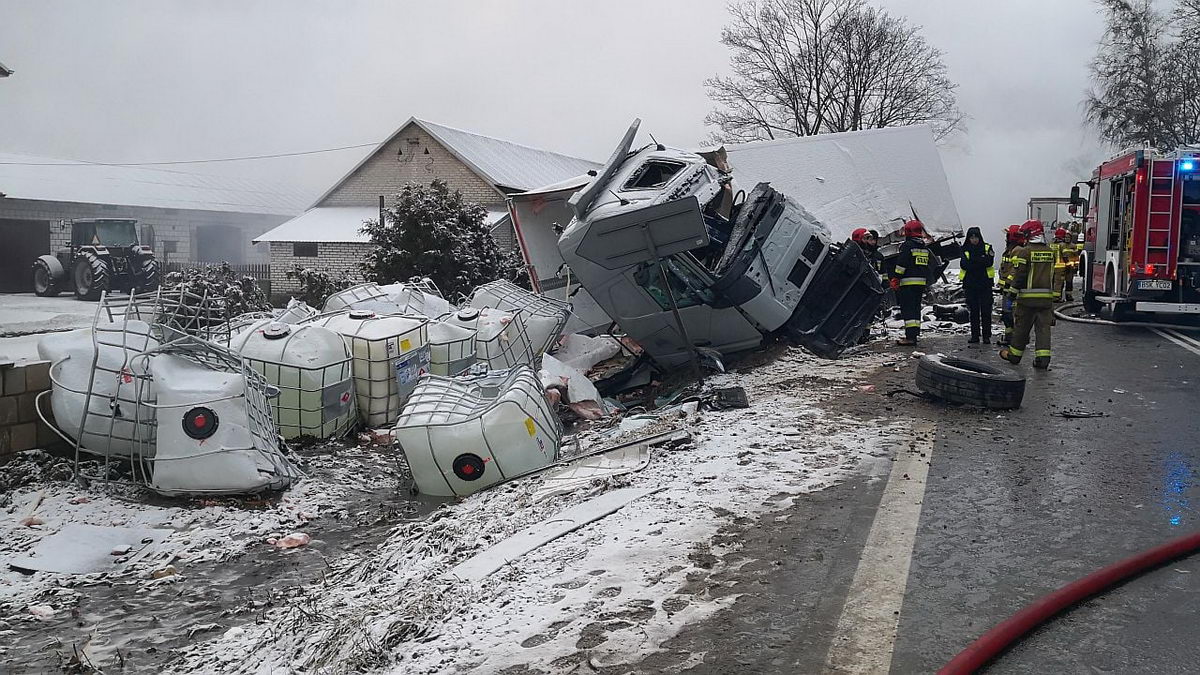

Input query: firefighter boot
[1034,356,1050,370]
[999,346,1022,365]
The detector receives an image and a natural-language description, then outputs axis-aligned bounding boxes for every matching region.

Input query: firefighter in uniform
[1050,227,1071,303]
[996,224,1025,346]
[1055,227,1080,302]
[889,219,931,346]
[1000,220,1057,369]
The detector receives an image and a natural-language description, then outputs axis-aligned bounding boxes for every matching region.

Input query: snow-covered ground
[162,346,899,674]
[0,293,99,362]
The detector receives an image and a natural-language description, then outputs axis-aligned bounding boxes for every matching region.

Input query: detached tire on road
[916,354,1025,409]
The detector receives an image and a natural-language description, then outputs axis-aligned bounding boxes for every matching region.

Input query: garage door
[0,219,50,293]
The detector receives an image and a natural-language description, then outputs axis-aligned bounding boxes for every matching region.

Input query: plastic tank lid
[456,308,480,321]
[349,309,376,320]
[262,322,291,340]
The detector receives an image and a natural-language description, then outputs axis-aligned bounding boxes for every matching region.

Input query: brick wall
[0,360,65,459]
[269,241,374,298]
[318,123,505,209]
[0,198,291,264]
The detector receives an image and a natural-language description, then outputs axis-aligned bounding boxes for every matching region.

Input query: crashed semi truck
[556,120,885,367]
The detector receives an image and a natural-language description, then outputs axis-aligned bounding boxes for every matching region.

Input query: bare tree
[705,0,963,143]
[1083,0,1200,149]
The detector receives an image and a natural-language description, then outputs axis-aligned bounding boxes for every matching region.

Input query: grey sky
[1,0,1108,240]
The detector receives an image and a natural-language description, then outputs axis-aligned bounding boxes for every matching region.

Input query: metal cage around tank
[227,319,357,440]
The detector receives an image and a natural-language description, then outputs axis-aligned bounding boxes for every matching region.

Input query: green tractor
[33,219,161,300]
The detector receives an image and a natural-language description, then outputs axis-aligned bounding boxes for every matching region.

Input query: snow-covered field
[157,346,899,674]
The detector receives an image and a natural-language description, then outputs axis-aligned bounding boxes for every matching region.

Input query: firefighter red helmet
[1005,224,1021,242]
[851,227,869,243]
[1020,219,1044,239]
[902,219,926,238]
[1055,227,1069,240]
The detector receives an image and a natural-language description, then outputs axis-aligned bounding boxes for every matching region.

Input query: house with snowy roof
[254,117,598,298]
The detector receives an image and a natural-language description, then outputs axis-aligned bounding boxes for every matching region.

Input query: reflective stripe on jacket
[1008,243,1056,300]
[891,239,932,287]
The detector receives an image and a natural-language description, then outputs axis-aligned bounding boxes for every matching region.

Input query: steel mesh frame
[466,280,572,358]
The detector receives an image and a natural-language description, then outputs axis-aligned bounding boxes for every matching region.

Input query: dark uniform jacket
[891,238,932,287]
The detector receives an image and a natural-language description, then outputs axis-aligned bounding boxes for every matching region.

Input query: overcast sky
[0,0,1109,241]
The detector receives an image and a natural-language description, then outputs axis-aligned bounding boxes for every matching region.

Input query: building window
[293,242,319,257]
[162,240,177,254]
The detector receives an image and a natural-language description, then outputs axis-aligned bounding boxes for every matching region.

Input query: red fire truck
[1078,148,1200,316]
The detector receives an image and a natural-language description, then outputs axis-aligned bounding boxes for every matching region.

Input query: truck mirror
[1069,204,1078,216]
[1070,185,1082,205]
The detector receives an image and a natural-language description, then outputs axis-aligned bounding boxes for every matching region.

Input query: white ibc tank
[322,283,405,315]
[228,320,356,439]
[378,281,453,318]
[445,307,535,371]
[38,324,159,457]
[426,320,477,376]
[467,280,571,357]
[311,310,431,427]
[394,366,561,497]
[147,355,299,495]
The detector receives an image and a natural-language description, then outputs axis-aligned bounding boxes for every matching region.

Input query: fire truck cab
[1080,148,1200,315]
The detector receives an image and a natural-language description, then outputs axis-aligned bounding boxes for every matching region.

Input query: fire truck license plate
[1138,279,1172,291]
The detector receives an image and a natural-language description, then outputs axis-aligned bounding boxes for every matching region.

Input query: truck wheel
[74,252,110,301]
[916,354,1026,410]
[33,261,60,297]
[1082,288,1102,314]
[137,257,161,291]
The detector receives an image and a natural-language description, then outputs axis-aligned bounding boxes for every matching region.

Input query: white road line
[825,421,936,675]
[1152,328,1200,358]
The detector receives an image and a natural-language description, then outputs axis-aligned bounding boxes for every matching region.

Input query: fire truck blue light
[1181,160,1196,172]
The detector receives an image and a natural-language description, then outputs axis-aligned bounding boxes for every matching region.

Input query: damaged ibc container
[394,365,562,497]
[227,320,356,439]
[426,320,478,376]
[445,307,536,371]
[466,280,571,358]
[310,310,431,427]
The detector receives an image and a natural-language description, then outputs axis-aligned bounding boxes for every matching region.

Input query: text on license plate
[1138,279,1173,290]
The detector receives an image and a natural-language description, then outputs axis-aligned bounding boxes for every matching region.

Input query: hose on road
[1053,302,1200,331]
[939,529,1200,674]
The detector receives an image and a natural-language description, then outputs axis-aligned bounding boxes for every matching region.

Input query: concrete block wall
[0,360,66,459]
[318,123,504,209]
[0,198,290,264]
[269,241,374,298]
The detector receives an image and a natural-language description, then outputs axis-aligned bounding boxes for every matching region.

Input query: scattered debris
[1058,409,1107,419]
[272,532,312,549]
[447,487,663,581]
[151,565,178,579]
[533,443,653,501]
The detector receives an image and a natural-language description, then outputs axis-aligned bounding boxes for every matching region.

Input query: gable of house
[317,122,502,208]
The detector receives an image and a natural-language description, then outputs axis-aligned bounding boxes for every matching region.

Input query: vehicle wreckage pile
[1,119,972,672]
[31,118,920,499]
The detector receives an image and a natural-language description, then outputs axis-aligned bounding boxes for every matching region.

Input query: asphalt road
[623,317,1200,674]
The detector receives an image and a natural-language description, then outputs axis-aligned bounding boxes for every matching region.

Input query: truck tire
[74,251,110,301]
[916,354,1026,410]
[33,260,60,297]
[137,256,162,291]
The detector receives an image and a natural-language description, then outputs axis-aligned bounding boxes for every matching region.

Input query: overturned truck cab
[557,120,884,367]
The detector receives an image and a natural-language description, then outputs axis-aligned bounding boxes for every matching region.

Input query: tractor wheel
[73,252,110,301]
[137,257,162,292]
[33,261,60,297]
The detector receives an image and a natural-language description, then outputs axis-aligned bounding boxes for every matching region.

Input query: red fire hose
[939,529,1200,674]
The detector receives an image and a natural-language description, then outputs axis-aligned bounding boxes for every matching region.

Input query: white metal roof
[724,125,961,241]
[312,118,599,208]
[254,206,511,243]
[0,152,310,215]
